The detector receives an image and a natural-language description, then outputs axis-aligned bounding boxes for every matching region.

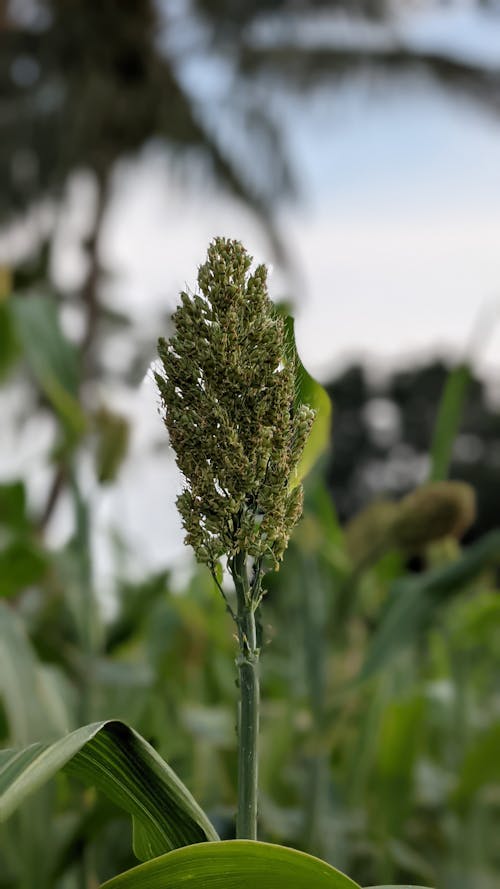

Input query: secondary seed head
[391,481,476,551]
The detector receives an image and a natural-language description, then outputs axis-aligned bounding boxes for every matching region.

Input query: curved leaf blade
[365,885,433,888]
[0,720,219,860]
[428,363,470,482]
[101,840,361,889]
[0,600,66,743]
[283,316,332,486]
[11,293,86,436]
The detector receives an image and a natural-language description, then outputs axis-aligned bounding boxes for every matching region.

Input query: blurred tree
[0,0,290,235]
[2,1,499,232]
[230,0,500,119]
[0,0,294,530]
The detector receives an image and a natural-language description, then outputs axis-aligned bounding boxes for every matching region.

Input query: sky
[280,77,500,381]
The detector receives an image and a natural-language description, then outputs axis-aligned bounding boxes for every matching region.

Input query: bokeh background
[1,2,500,888]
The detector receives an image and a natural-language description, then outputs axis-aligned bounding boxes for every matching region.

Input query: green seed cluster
[391,481,476,551]
[155,237,315,571]
[345,480,476,568]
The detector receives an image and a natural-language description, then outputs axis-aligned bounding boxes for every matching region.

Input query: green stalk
[233,551,260,840]
[302,555,328,858]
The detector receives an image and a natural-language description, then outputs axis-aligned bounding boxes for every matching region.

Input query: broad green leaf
[11,294,86,436]
[428,364,470,482]
[361,530,500,678]
[365,885,433,888]
[101,840,361,888]
[284,316,332,486]
[0,719,219,860]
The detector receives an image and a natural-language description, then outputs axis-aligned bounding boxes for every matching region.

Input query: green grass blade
[0,720,219,860]
[428,364,470,482]
[101,840,361,888]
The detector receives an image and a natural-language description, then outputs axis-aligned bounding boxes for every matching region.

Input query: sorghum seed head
[156,237,315,570]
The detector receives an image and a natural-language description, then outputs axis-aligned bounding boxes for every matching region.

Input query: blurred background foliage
[0,1,499,888]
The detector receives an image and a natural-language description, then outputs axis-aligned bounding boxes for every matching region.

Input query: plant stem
[237,606,260,839]
[38,172,108,535]
[233,551,260,840]
[302,555,328,858]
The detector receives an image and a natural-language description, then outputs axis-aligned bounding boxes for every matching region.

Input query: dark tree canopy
[324,359,500,543]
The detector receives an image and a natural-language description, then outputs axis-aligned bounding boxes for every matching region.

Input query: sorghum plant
[155,236,315,839]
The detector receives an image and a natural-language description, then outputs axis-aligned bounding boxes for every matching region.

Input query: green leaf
[0,539,48,598]
[105,572,169,653]
[304,474,344,551]
[428,364,470,482]
[94,406,130,484]
[0,603,74,887]
[0,720,219,860]
[0,483,48,598]
[364,885,433,888]
[55,478,102,652]
[453,722,500,809]
[11,294,86,436]
[0,301,20,380]
[0,600,60,743]
[373,694,425,831]
[101,840,361,888]
[0,482,28,533]
[283,316,332,486]
[361,530,500,678]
